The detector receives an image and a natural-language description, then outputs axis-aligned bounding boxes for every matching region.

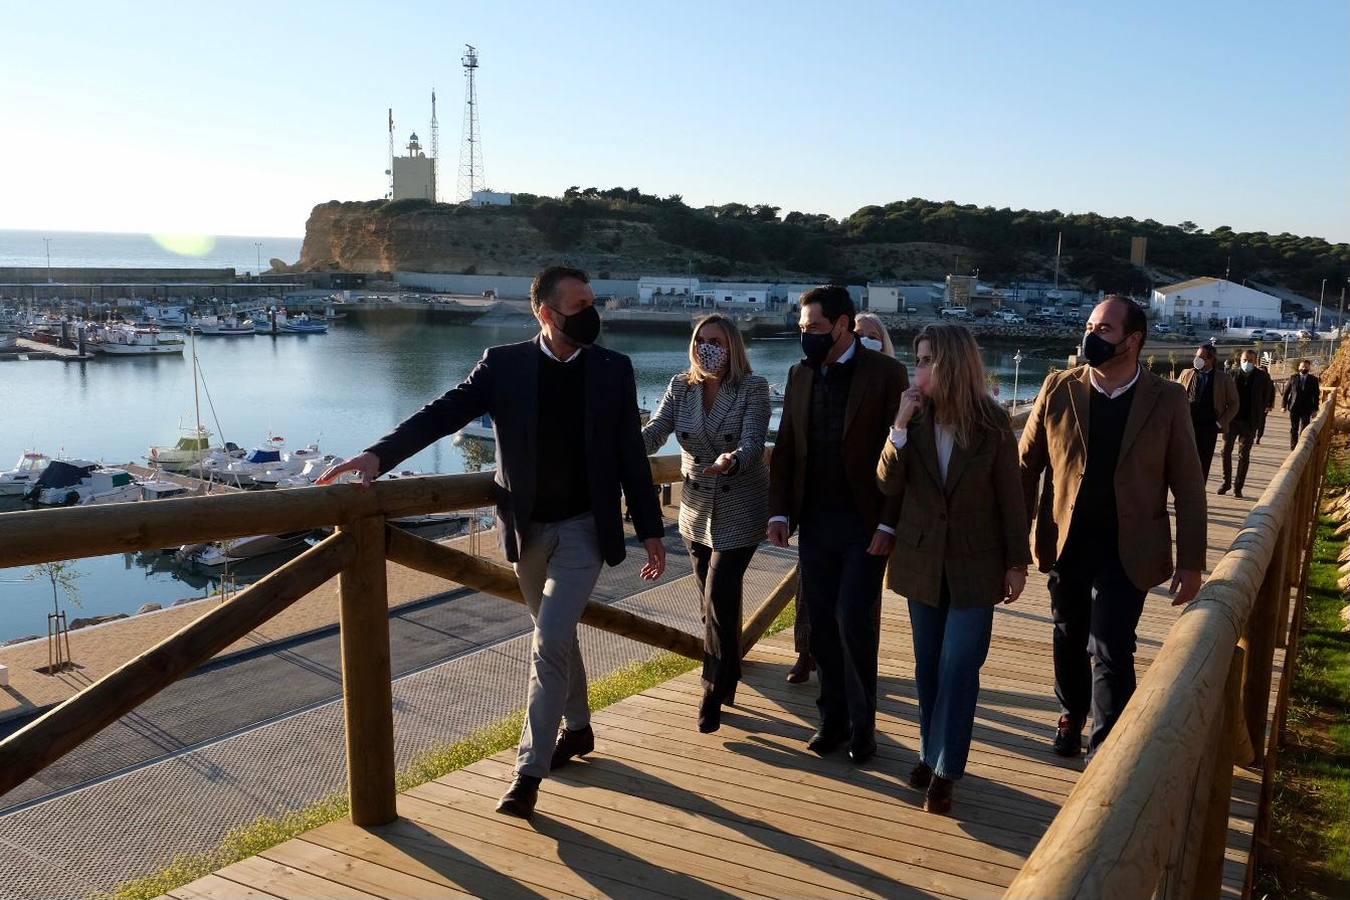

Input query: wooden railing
[0,451,800,826]
[1006,399,1336,900]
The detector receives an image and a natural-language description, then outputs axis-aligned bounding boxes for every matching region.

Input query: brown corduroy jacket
[1019,365,1208,590]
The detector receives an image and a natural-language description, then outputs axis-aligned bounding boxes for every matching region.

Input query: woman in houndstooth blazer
[643,314,771,733]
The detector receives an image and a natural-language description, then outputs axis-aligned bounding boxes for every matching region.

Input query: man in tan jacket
[1176,344,1239,482]
[1020,296,1207,758]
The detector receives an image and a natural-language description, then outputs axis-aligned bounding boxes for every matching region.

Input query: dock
[8,338,95,361]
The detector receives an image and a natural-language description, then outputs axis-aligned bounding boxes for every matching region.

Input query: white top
[539,339,582,364]
[1089,364,1141,400]
[889,421,955,481]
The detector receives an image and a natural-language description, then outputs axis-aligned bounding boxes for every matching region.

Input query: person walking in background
[855,312,896,357]
[1020,296,1207,760]
[1256,361,1276,445]
[783,310,906,686]
[1176,343,1238,482]
[768,285,905,764]
[1282,358,1321,450]
[876,324,1030,814]
[1218,349,1271,499]
[317,266,667,820]
[642,314,771,733]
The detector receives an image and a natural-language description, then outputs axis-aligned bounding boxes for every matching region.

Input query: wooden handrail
[385,526,704,660]
[0,531,354,798]
[1005,399,1335,899]
[0,453,689,569]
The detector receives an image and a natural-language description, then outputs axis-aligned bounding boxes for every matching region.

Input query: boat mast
[1053,231,1062,292]
[190,330,204,468]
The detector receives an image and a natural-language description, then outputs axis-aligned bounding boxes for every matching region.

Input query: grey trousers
[513,512,604,778]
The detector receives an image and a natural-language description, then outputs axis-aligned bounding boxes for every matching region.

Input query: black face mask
[801,320,842,366]
[548,304,601,346]
[1081,331,1122,368]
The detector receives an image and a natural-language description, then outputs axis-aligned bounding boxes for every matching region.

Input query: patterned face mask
[696,341,728,374]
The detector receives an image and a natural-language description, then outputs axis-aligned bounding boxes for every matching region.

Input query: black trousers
[1289,411,1312,450]
[793,591,811,654]
[1049,549,1148,751]
[686,541,758,699]
[798,510,888,734]
[1221,424,1256,491]
[1193,421,1219,481]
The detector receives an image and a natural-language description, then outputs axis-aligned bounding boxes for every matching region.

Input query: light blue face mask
[1240,361,1254,373]
[860,336,883,352]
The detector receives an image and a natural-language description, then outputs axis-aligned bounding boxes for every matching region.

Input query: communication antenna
[457,45,484,202]
[429,89,439,202]
[386,108,395,199]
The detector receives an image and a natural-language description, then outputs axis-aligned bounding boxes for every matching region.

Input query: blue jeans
[908,595,994,781]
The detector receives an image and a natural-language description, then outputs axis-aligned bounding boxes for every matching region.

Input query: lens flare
[151,233,217,257]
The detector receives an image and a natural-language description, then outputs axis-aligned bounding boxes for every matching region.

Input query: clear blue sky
[3,0,1346,242]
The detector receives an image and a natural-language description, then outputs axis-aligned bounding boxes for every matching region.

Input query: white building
[391,132,436,201]
[638,277,699,304]
[865,283,901,313]
[470,190,513,207]
[695,284,771,308]
[1151,277,1282,327]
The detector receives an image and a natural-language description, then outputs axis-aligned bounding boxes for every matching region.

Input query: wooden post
[1193,645,1246,897]
[1240,521,1287,764]
[338,515,397,826]
[739,564,799,656]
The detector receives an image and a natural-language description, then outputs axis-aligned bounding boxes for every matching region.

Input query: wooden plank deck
[164,415,1304,900]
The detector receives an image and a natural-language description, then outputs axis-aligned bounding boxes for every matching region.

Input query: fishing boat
[0,451,50,496]
[191,314,255,336]
[138,477,193,501]
[147,426,216,472]
[139,305,189,327]
[279,313,328,334]
[209,439,286,487]
[89,323,184,356]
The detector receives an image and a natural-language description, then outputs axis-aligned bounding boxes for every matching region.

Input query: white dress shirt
[539,338,582,364]
[1089,364,1141,399]
[888,420,955,482]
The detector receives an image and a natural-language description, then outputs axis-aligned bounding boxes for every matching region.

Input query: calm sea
[0,314,1062,642]
[0,229,303,274]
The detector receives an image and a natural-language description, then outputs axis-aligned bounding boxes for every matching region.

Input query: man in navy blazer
[320,266,666,818]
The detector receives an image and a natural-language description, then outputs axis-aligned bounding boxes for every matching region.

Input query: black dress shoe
[698,689,722,733]
[908,761,933,789]
[1235,488,1245,499]
[786,653,815,684]
[721,687,736,707]
[550,725,595,770]
[848,730,877,765]
[925,775,954,814]
[1217,482,1231,495]
[1053,715,1084,758]
[495,775,541,819]
[807,724,851,755]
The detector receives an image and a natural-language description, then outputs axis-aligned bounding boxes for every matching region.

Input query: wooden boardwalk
[162,419,1299,900]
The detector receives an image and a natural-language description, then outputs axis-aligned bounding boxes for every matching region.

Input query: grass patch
[1255,451,1350,900]
[96,601,797,900]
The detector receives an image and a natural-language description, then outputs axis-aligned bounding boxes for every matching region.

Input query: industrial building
[1150,277,1282,327]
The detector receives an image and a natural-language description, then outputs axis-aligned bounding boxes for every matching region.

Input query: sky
[2,0,1346,242]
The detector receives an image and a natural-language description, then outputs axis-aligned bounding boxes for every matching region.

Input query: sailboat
[1045,232,1064,302]
[147,333,241,474]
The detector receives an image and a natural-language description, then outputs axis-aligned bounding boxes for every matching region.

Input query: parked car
[1298,330,1314,341]
[940,307,970,319]
[1039,307,1062,319]
[1249,329,1267,340]
[996,312,1025,324]
[1153,323,1173,334]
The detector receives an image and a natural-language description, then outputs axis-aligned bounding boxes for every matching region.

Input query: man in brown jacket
[767,285,906,764]
[1020,296,1207,758]
[1176,344,1239,483]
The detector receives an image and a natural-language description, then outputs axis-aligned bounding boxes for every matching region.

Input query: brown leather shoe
[908,761,933,790]
[924,775,954,814]
[550,725,595,770]
[786,652,815,684]
[1053,715,1084,757]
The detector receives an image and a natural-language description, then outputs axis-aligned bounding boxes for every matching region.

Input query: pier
[0,405,1335,899]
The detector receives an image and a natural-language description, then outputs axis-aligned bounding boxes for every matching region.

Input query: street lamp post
[254,242,263,275]
[1012,350,1024,410]
[43,237,52,283]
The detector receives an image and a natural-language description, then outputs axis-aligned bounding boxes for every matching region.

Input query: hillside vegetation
[298,188,1349,296]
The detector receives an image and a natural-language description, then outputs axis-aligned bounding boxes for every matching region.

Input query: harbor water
[0,317,1061,641]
